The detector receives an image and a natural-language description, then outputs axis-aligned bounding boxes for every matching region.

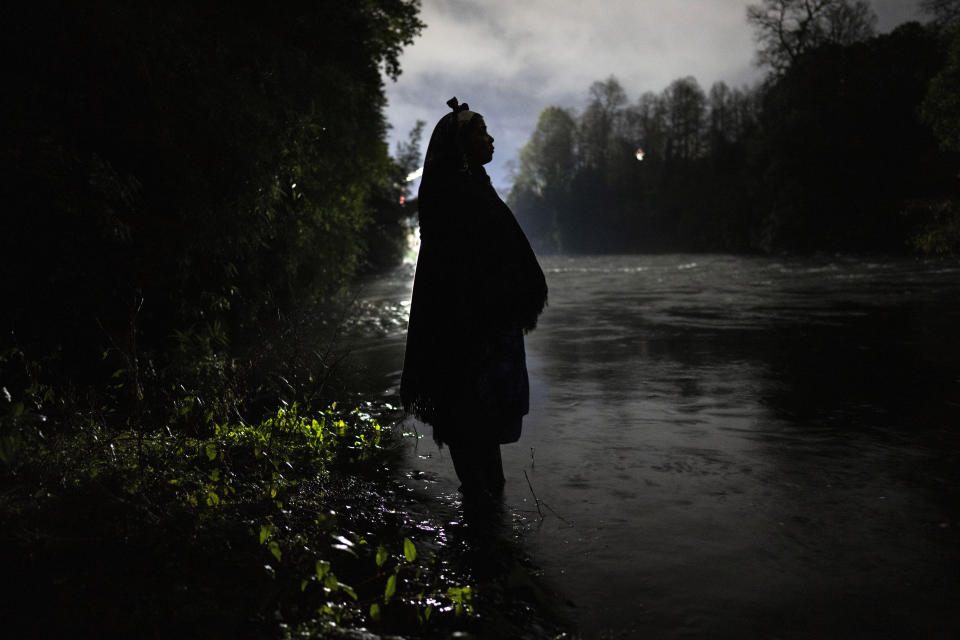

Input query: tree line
[0,1,423,393]
[509,0,960,255]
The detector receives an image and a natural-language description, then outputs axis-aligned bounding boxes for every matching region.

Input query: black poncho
[399,102,547,446]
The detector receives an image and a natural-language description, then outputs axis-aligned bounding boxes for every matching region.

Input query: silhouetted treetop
[746,0,877,73]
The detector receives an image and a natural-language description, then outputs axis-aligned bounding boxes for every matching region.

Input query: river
[344,253,960,639]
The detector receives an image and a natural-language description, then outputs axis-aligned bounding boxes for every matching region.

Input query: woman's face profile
[462,117,495,166]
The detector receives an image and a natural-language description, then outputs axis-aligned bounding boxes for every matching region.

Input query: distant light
[406,166,424,182]
[635,148,645,162]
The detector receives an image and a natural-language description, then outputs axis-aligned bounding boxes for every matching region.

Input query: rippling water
[344,254,960,639]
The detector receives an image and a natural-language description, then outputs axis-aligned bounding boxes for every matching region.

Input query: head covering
[423,97,482,175]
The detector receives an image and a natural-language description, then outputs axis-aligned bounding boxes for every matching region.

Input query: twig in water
[523,470,573,525]
[523,470,544,520]
[543,500,573,525]
[530,446,535,468]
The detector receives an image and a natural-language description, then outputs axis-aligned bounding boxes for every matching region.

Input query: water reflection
[345,254,960,639]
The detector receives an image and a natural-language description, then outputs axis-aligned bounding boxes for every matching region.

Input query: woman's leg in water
[449,439,505,498]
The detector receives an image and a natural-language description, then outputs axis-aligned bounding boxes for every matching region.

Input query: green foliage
[510,107,577,253]
[922,25,960,152]
[447,585,475,617]
[0,397,480,637]
[0,0,424,392]
[376,545,389,567]
[384,573,398,603]
[907,198,960,255]
[404,536,418,562]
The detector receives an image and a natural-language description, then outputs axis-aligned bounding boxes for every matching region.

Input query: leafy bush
[0,398,479,638]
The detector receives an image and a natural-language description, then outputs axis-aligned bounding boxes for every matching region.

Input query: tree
[922,26,960,152]
[578,76,628,170]
[914,20,960,256]
[921,0,960,30]
[630,91,669,161]
[516,108,578,195]
[751,22,948,251]
[364,120,427,272]
[0,0,424,384]
[395,120,427,181]
[509,107,578,252]
[662,77,707,163]
[746,0,877,73]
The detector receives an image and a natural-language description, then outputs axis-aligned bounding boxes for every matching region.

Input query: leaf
[375,545,388,567]
[259,524,273,545]
[403,537,417,563]
[324,573,339,590]
[206,490,220,506]
[268,540,282,562]
[341,583,357,600]
[369,603,381,621]
[424,604,433,621]
[316,559,330,581]
[384,574,396,604]
[300,579,309,592]
[205,443,217,461]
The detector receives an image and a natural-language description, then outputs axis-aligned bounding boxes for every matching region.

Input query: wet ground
[345,254,960,639]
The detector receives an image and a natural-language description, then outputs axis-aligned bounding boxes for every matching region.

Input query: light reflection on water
[345,254,960,639]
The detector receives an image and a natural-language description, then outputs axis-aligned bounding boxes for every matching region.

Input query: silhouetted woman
[400,98,547,501]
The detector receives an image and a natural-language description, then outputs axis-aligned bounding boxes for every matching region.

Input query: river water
[344,254,960,639]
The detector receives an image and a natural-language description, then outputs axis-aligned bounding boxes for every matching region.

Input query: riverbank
[0,361,571,639]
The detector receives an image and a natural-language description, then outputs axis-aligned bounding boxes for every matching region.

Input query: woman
[400,98,548,501]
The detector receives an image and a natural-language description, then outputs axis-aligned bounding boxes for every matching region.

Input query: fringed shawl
[400,100,548,435]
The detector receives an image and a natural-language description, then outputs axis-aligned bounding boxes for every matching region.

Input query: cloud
[403,0,760,100]
[385,0,923,190]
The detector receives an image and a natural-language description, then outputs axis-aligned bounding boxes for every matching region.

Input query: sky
[383,0,926,193]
